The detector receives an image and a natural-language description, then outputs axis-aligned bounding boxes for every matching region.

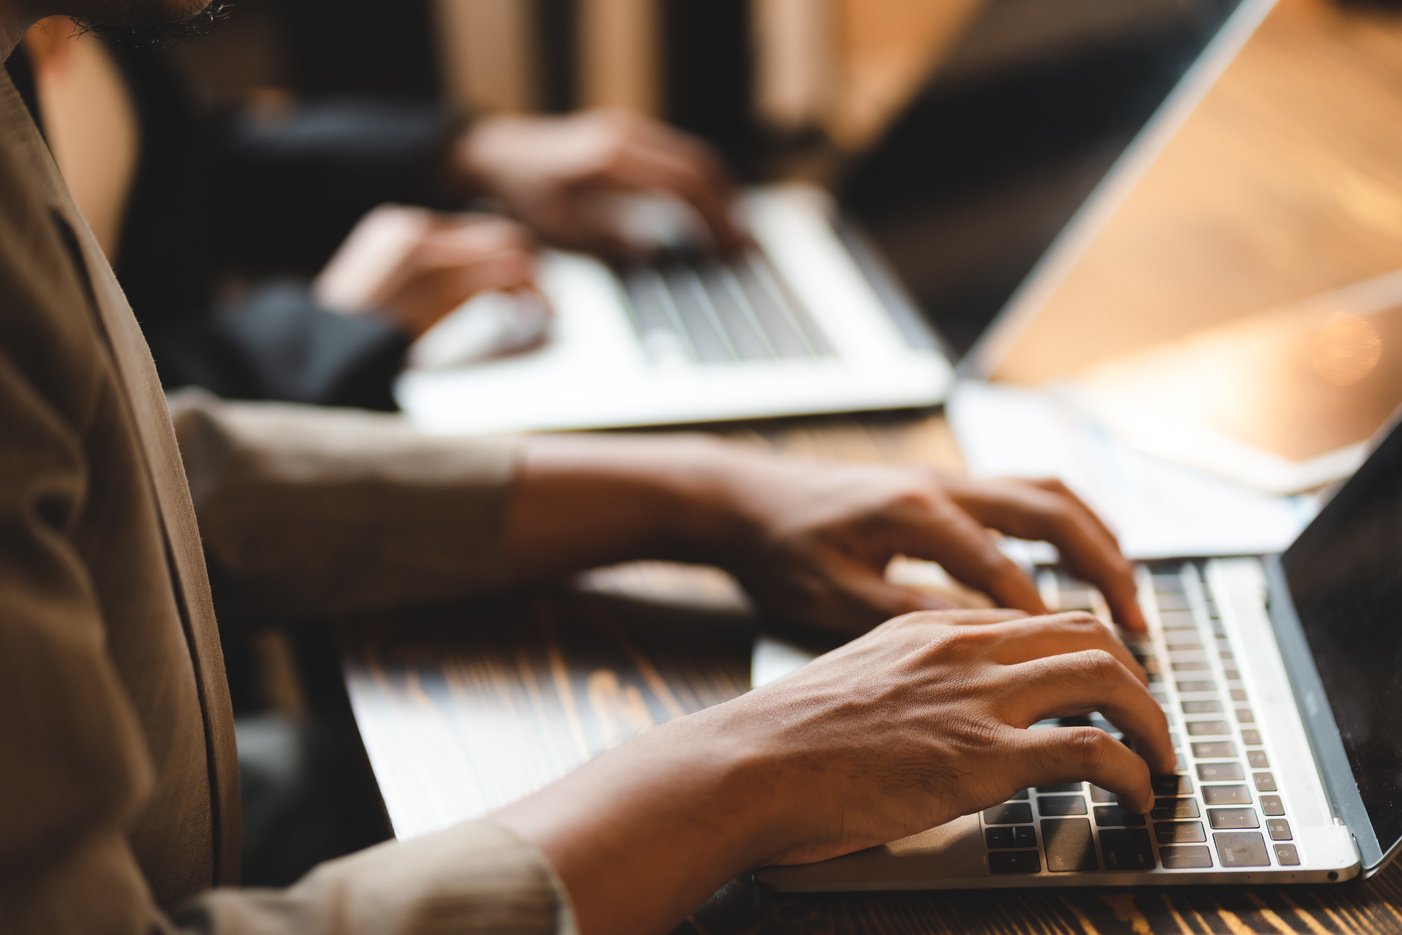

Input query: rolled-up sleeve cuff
[183,818,577,934]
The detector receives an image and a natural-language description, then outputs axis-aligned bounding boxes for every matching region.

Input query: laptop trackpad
[755,815,987,891]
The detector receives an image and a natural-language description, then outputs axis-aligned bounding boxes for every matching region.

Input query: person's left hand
[507,437,1144,638]
[710,455,1145,636]
[314,205,542,339]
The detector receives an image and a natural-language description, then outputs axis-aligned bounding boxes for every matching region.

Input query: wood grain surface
[343,414,1402,933]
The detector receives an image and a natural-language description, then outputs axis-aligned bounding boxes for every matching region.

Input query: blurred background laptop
[395,0,1277,434]
[169,0,1402,493]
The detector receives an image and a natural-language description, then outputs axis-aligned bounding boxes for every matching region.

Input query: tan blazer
[0,71,573,934]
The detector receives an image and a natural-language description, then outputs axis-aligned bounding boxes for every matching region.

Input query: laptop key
[1187,720,1231,737]
[1254,772,1278,792]
[1056,589,1096,613]
[1177,679,1216,694]
[1039,795,1089,817]
[1181,699,1222,715]
[1260,795,1286,817]
[1155,821,1207,844]
[1236,708,1256,724]
[1208,808,1260,830]
[983,803,1032,825]
[1094,805,1146,827]
[1203,785,1253,806]
[1241,729,1263,746]
[1192,741,1237,759]
[1197,763,1244,782]
[1037,783,1083,793]
[989,850,1042,874]
[1274,843,1301,866]
[1089,786,1116,803]
[1156,592,1190,611]
[1008,789,1030,801]
[1266,819,1292,841]
[985,828,1016,849]
[1215,831,1271,867]
[1100,829,1156,871]
[1159,612,1197,631]
[1153,799,1201,820]
[1247,750,1269,769]
[1042,819,1098,871]
[986,826,1038,849]
[1152,774,1194,797]
[1161,845,1214,869]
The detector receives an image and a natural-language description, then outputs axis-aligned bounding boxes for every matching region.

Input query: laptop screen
[1282,419,1402,862]
[838,0,1252,355]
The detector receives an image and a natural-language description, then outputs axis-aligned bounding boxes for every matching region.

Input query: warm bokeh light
[1311,312,1383,387]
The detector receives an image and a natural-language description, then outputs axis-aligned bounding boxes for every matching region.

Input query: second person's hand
[314,205,543,339]
[454,110,745,256]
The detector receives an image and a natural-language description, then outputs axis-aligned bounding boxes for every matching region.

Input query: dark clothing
[110,47,467,410]
[5,46,37,126]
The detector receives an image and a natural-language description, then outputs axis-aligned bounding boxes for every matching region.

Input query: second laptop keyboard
[617,249,835,365]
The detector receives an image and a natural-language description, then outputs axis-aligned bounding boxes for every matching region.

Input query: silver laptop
[754,414,1402,890]
[396,0,1274,435]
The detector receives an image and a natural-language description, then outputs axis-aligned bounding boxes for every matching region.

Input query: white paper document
[948,381,1315,560]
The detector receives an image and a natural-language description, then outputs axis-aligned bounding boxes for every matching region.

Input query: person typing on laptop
[0,3,1173,935]
[15,22,743,410]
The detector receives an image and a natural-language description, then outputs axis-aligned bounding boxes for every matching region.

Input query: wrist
[492,704,799,934]
[642,436,762,565]
[676,697,809,866]
[506,434,757,580]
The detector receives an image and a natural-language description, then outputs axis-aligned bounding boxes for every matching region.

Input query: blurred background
[170,0,977,174]
[160,0,1402,487]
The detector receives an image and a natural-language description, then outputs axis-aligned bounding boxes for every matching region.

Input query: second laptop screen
[839,0,1250,355]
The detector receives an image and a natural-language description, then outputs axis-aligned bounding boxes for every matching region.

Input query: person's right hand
[314,205,542,339]
[494,607,1175,935]
[453,111,745,256]
[730,607,1175,866]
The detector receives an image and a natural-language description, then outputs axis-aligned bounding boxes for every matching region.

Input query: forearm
[492,703,788,935]
[505,434,755,583]
[172,393,519,618]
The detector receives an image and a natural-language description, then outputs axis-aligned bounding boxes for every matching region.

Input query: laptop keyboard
[981,561,1301,875]
[617,249,835,365]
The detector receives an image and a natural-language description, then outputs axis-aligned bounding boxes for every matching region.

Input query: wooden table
[342,412,1402,933]
[341,0,1402,929]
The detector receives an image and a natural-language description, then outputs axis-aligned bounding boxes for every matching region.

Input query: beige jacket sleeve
[184,823,574,934]
[169,391,524,618]
[0,339,572,935]
[1,70,573,934]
